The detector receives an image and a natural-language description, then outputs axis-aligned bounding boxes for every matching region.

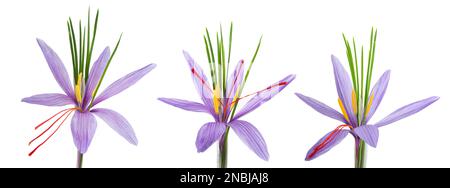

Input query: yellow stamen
[338,98,350,122]
[365,94,374,117]
[230,85,241,109]
[213,87,221,114]
[352,90,357,113]
[75,73,83,104]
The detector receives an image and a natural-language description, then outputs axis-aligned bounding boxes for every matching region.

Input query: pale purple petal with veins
[183,51,214,112]
[92,63,156,106]
[353,125,379,147]
[295,93,347,123]
[71,111,97,154]
[36,39,74,98]
[91,108,138,145]
[365,70,390,122]
[230,120,269,161]
[375,96,439,127]
[22,93,75,106]
[196,122,226,152]
[305,129,349,161]
[232,74,295,121]
[82,47,110,109]
[331,55,357,126]
[158,98,210,113]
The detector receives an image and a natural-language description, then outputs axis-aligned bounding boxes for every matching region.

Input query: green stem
[218,126,230,168]
[76,151,83,168]
[355,138,366,168]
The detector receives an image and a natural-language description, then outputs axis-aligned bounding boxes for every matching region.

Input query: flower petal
[92,63,156,106]
[230,120,269,161]
[226,60,245,101]
[91,108,138,145]
[183,51,214,111]
[365,70,390,122]
[232,74,295,120]
[71,111,97,154]
[305,129,349,161]
[295,93,347,123]
[353,125,379,147]
[375,96,439,127]
[331,55,357,126]
[196,122,226,152]
[22,93,75,106]
[83,47,110,109]
[158,98,209,113]
[36,39,74,98]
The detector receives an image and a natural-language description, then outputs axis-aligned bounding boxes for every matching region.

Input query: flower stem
[218,126,230,168]
[355,138,366,168]
[76,151,83,168]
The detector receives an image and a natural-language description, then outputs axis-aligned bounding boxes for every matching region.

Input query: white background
[0,0,448,168]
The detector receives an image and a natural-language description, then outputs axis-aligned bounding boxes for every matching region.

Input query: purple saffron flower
[22,39,156,156]
[296,55,438,161]
[159,51,295,162]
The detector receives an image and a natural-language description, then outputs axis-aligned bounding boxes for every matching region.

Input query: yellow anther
[352,90,357,113]
[365,94,374,117]
[75,73,83,104]
[213,87,221,114]
[338,98,350,123]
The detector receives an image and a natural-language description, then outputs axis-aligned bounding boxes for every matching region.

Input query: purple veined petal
[232,74,295,121]
[92,63,156,106]
[196,122,226,152]
[365,70,390,122]
[91,108,138,145]
[353,125,379,147]
[36,39,74,98]
[375,96,439,127]
[82,47,111,109]
[158,98,210,114]
[183,51,214,111]
[22,93,75,106]
[230,120,269,161]
[226,60,245,102]
[295,93,347,123]
[331,55,357,126]
[71,111,97,154]
[305,129,349,161]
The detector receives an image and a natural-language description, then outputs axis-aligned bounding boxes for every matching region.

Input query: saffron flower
[22,9,156,167]
[159,24,295,167]
[296,28,438,167]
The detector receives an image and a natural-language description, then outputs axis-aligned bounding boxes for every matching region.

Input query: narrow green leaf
[86,9,99,76]
[67,21,77,83]
[342,33,357,91]
[69,18,78,77]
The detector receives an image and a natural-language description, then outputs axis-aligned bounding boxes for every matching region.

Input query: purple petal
[92,63,156,106]
[36,39,74,98]
[226,60,245,101]
[375,96,439,127]
[230,120,269,161]
[331,55,357,126]
[196,122,226,152]
[82,47,110,109]
[22,93,75,106]
[305,129,349,161]
[365,70,390,122]
[232,74,295,120]
[353,125,379,147]
[295,93,347,123]
[183,51,214,111]
[71,111,97,154]
[91,108,138,145]
[158,98,210,113]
